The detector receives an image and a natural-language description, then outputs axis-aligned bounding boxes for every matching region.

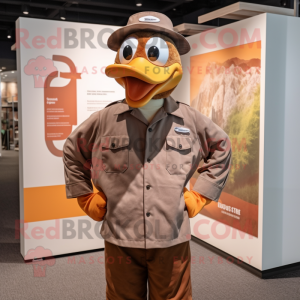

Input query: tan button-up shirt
[63,96,231,249]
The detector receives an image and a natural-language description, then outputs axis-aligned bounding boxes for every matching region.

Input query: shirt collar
[164,96,184,119]
[114,96,184,119]
[113,99,133,115]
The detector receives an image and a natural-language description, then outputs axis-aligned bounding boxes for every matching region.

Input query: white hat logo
[139,16,160,23]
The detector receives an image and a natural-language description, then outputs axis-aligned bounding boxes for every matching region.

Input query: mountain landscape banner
[190,41,261,237]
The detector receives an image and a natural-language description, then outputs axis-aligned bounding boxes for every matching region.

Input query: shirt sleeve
[63,111,100,199]
[192,109,232,202]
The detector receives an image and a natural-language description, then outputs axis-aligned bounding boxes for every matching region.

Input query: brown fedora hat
[107,11,191,55]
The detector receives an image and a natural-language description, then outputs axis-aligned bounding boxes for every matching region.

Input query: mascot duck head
[105,12,190,108]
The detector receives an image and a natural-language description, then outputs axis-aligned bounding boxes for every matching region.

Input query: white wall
[262,13,300,270]
[282,15,300,267]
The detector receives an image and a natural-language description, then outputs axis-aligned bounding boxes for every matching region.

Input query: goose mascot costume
[63,11,232,300]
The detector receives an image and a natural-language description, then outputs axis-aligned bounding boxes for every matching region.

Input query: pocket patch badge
[174,127,190,134]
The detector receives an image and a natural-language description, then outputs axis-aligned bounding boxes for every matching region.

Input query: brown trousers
[105,241,192,300]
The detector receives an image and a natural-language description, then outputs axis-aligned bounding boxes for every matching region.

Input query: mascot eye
[147,46,159,61]
[145,37,169,66]
[119,37,138,64]
[123,45,132,60]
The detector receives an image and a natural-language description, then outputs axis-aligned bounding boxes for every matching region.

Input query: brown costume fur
[114,31,181,99]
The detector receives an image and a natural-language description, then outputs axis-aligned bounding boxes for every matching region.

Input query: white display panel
[172,14,267,270]
[16,18,125,259]
[262,13,300,271]
[173,13,300,271]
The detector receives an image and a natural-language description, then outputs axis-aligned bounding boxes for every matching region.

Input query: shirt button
[179,144,182,149]
[147,158,151,163]
[148,128,152,132]
[111,143,115,148]
[146,212,151,217]
[146,185,151,190]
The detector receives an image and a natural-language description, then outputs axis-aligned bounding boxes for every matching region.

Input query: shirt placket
[143,109,168,248]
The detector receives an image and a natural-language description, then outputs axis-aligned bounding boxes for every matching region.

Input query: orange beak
[105,57,183,108]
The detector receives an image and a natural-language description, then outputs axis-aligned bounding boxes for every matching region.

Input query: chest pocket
[166,136,192,175]
[101,135,129,173]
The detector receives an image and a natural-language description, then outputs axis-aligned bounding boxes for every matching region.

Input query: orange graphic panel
[24,184,99,223]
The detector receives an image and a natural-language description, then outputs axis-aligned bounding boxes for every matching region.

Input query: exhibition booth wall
[16,18,125,259]
[172,13,266,271]
[17,14,300,271]
[173,13,300,271]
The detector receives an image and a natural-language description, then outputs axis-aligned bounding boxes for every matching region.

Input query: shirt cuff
[65,180,93,199]
[192,176,222,202]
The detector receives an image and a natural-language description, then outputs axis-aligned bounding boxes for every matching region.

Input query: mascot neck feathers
[105,12,190,108]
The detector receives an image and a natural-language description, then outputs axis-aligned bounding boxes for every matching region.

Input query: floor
[0,150,300,300]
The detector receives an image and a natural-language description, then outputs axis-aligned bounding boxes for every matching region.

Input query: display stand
[0,91,2,156]
[12,97,19,151]
[17,18,124,260]
[173,12,300,273]
[0,72,18,151]
[1,97,17,150]
[197,2,293,24]
[174,24,216,36]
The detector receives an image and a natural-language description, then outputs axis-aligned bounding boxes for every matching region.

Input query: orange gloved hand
[183,187,212,218]
[77,191,107,221]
